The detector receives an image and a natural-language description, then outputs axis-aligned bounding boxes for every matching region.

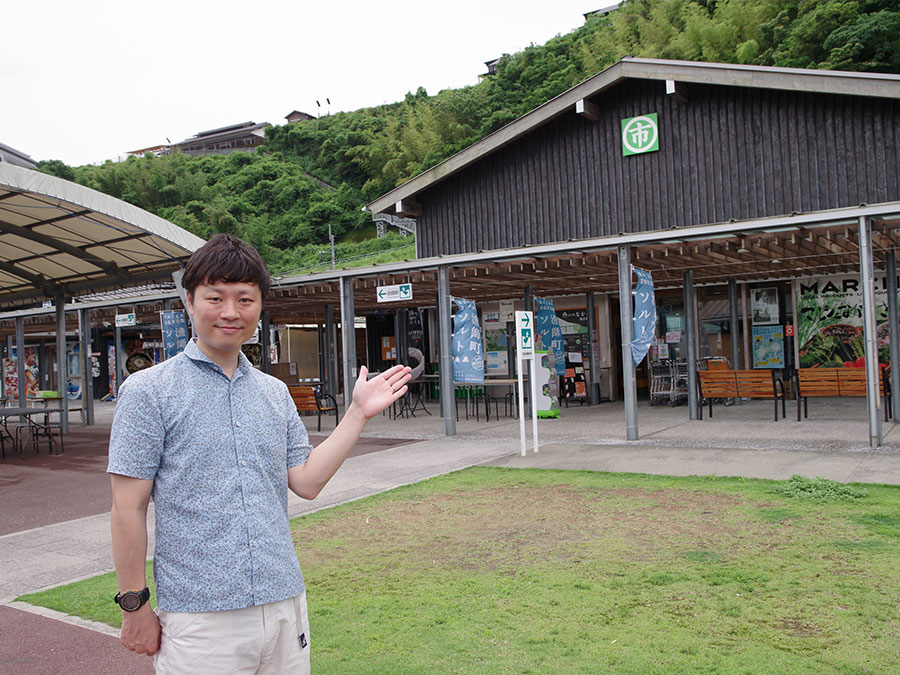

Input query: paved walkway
[2,397,899,673]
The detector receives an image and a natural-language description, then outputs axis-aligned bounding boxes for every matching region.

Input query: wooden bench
[288,384,339,431]
[697,369,786,421]
[795,368,892,422]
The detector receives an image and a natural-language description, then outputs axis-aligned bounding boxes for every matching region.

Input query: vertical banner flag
[161,310,190,360]
[451,298,485,384]
[631,267,657,367]
[534,297,566,376]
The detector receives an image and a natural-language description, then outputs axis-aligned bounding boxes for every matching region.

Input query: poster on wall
[752,325,785,369]
[484,329,508,372]
[8,347,39,398]
[407,308,424,352]
[3,358,17,399]
[751,287,779,325]
[796,274,896,368]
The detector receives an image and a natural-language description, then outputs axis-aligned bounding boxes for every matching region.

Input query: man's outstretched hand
[351,364,412,420]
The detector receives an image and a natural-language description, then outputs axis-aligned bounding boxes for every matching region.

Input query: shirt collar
[183,338,252,377]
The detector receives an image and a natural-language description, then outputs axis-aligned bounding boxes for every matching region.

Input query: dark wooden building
[368,58,900,258]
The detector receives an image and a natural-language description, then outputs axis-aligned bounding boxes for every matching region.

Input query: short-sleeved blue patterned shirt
[108,339,312,612]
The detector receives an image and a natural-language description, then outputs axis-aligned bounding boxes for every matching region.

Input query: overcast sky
[2,0,595,167]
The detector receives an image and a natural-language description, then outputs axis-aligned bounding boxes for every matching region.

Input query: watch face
[120,592,142,611]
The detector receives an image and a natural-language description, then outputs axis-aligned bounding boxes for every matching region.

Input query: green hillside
[37,0,900,275]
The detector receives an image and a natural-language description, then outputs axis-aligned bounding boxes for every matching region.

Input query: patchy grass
[16,469,900,673]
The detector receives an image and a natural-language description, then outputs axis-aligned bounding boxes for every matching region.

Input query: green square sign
[621,113,659,156]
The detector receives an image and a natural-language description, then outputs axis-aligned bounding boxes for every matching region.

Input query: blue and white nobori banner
[631,266,657,367]
[160,310,190,360]
[451,298,484,384]
[535,297,566,376]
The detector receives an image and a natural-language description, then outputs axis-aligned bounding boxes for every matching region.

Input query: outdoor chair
[17,414,64,455]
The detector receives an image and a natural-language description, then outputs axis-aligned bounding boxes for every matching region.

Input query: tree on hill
[36,0,900,273]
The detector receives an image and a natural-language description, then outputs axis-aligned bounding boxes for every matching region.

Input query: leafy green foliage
[33,0,900,272]
[774,475,868,502]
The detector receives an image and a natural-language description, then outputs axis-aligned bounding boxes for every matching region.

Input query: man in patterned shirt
[108,234,410,673]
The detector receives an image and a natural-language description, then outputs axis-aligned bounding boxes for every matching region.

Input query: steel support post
[114,324,122,398]
[317,326,325,383]
[587,291,600,405]
[395,310,408,366]
[324,305,338,398]
[260,311,271,374]
[887,248,900,422]
[728,280,741,369]
[727,279,742,404]
[437,265,456,436]
[80,308,95,425]
[741,284,751,369]
[617,246,638,440]
[16,317,25,408]
[340,277,357,407]
[55,292,69,434]
[683,271,699,420]
[858,216,882,446]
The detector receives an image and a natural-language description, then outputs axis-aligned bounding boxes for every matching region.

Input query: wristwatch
[114,587,151,612]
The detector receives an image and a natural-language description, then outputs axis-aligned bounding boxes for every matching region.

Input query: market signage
[160,310,189,360]
[376,283,412,303]
[621,113,659,156]
[535,298,565,376]
[451,297,484,384]
[630,267,657,367]
[797,274,894,368]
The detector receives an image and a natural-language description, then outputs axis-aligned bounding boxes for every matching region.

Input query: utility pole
[329,224,336,270]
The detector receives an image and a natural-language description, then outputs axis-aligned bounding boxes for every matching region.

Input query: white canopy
[0,163,205,308]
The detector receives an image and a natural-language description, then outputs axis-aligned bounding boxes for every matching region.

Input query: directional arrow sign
[115,312,137,327]
[515,310,534,356]
[376,283,413,303]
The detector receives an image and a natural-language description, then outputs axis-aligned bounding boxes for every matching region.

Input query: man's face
[186,281,262,361]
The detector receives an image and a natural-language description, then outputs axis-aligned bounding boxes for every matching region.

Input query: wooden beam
[395,199,422,217]
[575,98,602,122]
[666,80,688,104]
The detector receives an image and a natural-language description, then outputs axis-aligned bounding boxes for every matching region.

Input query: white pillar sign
[515,310,538,456]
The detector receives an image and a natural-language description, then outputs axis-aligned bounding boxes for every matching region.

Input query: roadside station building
[3,58,899,447]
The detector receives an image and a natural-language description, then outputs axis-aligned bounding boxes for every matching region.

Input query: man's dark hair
[181,234,271,297]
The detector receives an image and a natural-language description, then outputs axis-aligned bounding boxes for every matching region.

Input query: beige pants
[154,593,310,675]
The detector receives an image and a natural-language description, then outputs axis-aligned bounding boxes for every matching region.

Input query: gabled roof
[366,58,900,216]
[0,163,205,308]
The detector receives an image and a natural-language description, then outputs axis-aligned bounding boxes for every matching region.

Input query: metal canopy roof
[0,163,205,309]
[3,202,900,338]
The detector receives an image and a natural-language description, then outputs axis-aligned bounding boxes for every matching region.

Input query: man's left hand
[351,364,412,419]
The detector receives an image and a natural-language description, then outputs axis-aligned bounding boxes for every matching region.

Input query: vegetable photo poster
[796,274,896,369]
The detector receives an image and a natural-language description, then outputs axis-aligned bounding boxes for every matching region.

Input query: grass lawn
[17,468,900,673]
